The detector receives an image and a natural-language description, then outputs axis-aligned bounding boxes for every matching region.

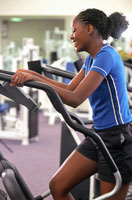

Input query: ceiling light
[10,18,23,22]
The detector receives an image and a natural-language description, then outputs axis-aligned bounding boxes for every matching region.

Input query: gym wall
[6,18,65,54]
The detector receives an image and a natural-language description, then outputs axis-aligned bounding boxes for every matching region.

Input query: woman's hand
[10,70,34,87]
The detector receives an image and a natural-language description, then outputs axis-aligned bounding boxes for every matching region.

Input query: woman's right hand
[10,70,34,87]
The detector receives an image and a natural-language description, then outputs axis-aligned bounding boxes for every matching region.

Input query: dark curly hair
[75,8,129,40]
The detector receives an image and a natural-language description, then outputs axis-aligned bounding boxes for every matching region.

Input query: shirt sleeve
[90,51,114,78]
[82,55,91,72]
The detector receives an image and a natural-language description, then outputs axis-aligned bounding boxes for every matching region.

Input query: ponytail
[107,12,129,39]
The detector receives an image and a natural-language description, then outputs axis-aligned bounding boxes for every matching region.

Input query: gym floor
[0,110,61,199]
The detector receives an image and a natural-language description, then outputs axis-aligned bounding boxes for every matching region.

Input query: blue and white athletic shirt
[83,43,132,130]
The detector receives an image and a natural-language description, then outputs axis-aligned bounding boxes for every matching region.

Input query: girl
[11,8,132,200]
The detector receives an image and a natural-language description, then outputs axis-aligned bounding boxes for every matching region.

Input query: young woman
[10,8,132,200]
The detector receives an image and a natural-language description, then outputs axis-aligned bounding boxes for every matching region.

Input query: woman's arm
[10,68,104,108]
[15,69,68,89]
[47,70,104,107]
[10,68,85,91]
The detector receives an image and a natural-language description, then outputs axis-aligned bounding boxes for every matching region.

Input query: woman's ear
[87,24,94,34]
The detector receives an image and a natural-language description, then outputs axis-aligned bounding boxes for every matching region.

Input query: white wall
[0,0,131,56]
[0,0,131,16]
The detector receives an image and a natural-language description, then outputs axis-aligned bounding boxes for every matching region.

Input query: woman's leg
[49,149,98,200]
[100,181,130,200]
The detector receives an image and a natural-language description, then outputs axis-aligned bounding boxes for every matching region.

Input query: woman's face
[70,19,91,52]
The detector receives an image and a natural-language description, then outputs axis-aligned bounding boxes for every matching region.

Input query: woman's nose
[70,33,74,41]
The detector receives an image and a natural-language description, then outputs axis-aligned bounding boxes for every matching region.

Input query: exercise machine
[0,69,122,200]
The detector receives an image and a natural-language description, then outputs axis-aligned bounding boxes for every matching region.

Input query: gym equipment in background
[0,69,41,145]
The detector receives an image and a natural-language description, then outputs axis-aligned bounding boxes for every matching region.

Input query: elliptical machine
[0,69,122,200]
